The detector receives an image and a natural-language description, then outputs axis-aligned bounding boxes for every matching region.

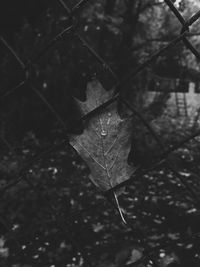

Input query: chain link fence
[1,0,200,266]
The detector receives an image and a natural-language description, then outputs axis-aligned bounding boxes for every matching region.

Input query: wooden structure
[175,91,188,116]
[174,79,189,117]
[148,74,189,117]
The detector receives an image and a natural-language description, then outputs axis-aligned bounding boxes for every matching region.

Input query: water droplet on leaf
[101,130,107,137]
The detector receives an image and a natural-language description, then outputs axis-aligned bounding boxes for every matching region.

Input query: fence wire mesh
[1,0,200,266]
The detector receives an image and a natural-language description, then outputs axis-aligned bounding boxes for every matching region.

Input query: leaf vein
[75,138,106,170]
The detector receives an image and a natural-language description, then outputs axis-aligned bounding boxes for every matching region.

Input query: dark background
[1,0,200,266]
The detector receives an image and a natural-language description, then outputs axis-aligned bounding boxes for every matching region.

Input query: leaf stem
[113,191,127,225]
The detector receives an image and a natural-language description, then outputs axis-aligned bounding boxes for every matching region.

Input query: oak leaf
[69,79,135,192]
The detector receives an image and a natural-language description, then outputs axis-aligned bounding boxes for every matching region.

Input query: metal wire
[1,0,200,266]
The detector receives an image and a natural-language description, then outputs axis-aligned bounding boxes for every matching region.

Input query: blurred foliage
[1,0,200,266]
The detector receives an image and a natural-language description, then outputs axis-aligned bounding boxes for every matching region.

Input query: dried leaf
[69,79,135,192]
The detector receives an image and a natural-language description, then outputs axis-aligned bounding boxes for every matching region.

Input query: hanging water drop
[107,113,111,125]
[101,130,107,137]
